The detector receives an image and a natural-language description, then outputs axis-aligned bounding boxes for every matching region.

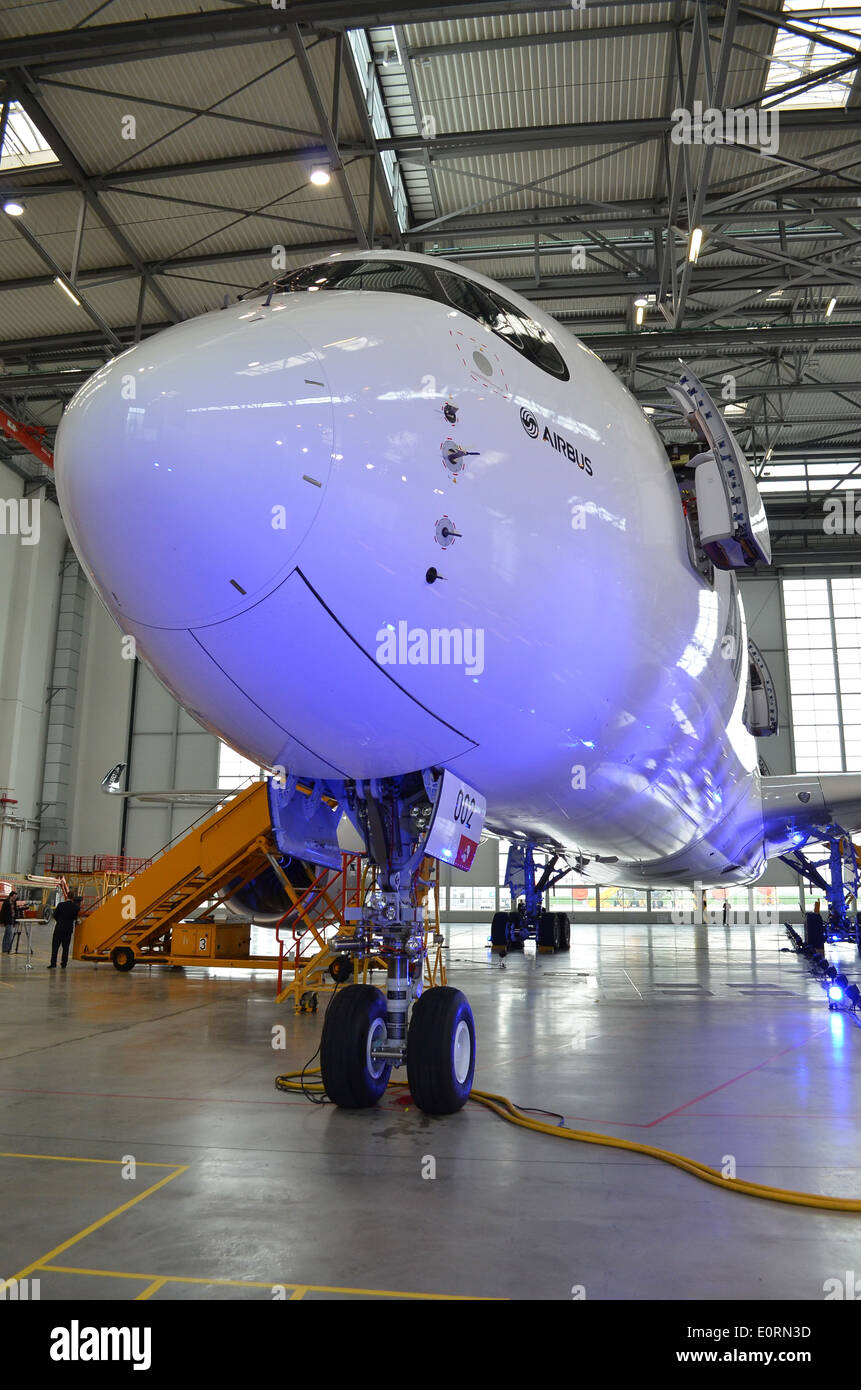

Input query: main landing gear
[318,771,478,1115]
[491,843,572,955]
[490,907,570,953]
[782,822,861,951]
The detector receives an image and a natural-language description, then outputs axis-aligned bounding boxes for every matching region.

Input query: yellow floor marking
[10,1152,495,1300]
[10,1165,188,1282]
[41,1265,496,1299]
[136,1278,167,1301]
[0,1151,179,1167]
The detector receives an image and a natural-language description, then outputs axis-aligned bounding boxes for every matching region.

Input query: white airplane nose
[55,307,335,630]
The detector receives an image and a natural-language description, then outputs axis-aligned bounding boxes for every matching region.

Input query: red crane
[0,409,54,469]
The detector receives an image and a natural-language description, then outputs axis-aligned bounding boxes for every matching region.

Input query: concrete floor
[1,920,860,1301]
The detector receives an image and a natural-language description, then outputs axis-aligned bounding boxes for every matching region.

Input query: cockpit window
[435,268,569,381]
[268,257,570,381]
[274,259,438,299]
[504,309,571,380]
[433,270,516,339]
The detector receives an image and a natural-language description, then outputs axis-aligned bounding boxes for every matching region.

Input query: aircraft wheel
[111,946,135,972]
[558,914,571,951]
[320,984,391,1108]
[490,911,509,951]
[537,911,559,952]
[407,986,476,1115]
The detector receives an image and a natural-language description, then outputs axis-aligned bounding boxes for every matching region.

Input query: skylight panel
[764,0,861,110]
[0,101,59,171]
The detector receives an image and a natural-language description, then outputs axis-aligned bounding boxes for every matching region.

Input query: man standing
[1,888,18,954]
[49,893,82,969]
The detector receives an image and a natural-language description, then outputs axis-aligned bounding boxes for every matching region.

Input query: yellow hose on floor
[275,1070,861,1212]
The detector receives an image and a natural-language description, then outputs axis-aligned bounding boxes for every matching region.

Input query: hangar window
[275,258,437,299]
[435,268,570,381]
[783,576,861,772]
[218,741,264,790]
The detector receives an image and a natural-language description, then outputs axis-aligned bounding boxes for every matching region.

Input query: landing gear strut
[318,771,479,1115]
[782,822,861,951]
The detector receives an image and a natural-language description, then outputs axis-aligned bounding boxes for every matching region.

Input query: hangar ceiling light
[53,276,81,307]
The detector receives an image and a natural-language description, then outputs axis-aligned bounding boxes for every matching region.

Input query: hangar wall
[116,662,219,860]
[64,595,219,860]
[0,461,66,872]
[0,477,219,869]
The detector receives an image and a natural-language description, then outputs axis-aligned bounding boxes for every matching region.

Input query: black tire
[320,984,391,1108]
[537,911,558,951]
[111,946,135,972]
[558,914,571,951]
[490,911,509,949]
[407,986,476,1115]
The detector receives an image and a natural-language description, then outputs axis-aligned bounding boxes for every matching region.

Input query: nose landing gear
[318,770,482,1115]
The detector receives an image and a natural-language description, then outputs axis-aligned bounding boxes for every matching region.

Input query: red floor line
[645,1025,831,1127]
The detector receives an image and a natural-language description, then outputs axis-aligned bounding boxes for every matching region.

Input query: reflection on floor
[1,920,859,1300]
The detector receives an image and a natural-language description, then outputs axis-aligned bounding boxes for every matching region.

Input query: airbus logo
[519,406,539,438]
[520,407,593,475]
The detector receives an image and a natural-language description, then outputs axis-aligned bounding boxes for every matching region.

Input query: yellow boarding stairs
[74,781,281,972]
[73,782,447,1008]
